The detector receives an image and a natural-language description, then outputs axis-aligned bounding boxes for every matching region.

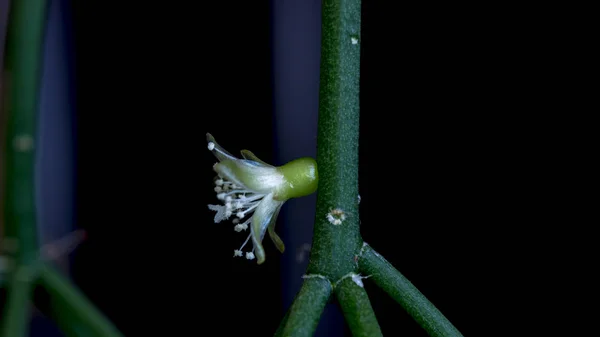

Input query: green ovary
[275,157,319,201]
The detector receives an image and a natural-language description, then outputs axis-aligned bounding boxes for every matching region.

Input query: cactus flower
[206,133,318,264]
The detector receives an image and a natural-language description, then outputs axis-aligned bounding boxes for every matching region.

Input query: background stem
[335,277,383,337]
[0,266,35,337]
[359,245,463,337]
[35,264,123,337]
[2,0,47,262]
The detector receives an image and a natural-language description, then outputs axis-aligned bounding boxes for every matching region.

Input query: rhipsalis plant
[207,0,465,336]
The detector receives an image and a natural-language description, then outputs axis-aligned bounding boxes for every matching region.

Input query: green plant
[208,0,465,336]
[1,0,464,336]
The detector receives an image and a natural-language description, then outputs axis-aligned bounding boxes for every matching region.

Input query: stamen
[239,233,252,251]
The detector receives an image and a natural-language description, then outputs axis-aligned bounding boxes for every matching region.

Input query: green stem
[273,306,291,337]
[359,244,464,337]
[35,264,124,337]
[2,0,47,263]
[307,0,363,281]
[335,276,383,337]
[277,277,332,337]
[0,265,36,337]
[0,1,47,335]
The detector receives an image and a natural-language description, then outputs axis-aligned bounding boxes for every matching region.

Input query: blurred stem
[0,1,47,336]
[2,0,47,263]
[36,265,124,337]
[276,277,332,337]
[1,2,123,337]
[359,245,464,337]
[0,265,36,337]
[335,277,382,337]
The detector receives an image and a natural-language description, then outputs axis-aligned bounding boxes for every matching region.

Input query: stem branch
[359,244,463,337]
[277,276,332,337]
[36,264,123,337]
[335,276,383,337]
[0,266,35,337]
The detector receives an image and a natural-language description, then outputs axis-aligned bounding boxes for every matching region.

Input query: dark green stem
[1,2,123,336]
[276,277,332,337]
[335,276,383,337]
[307,0,363,281]
[2,0,47,263]
[0,265,36,337]
[359,245,464,337]
[36,264,123,337]
[0,1,47,335]
[274,306,291,337]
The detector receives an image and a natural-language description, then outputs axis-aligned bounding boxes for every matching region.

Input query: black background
[66,1,573,336]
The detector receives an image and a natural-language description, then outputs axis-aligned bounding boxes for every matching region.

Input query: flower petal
[214,160,284,195]
[240,149,274,167]
[250,193,284,264]
[267,205,285,253]
[206,133,238,162]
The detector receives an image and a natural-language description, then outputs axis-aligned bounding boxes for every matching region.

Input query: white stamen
[208,142,215,150]
[233,250,243,257]
[239,233,252,251]
[246,252,255,260]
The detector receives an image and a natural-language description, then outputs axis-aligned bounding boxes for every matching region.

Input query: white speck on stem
[351,274,364,287]
[13,134,34,152]
[327,208,346,226]
[351,37,359,45]
[334,272,371,289]
[208,142,215,150]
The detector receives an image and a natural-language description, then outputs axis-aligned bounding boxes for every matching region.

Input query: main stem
[307,0,363,281]
[277,0,384,336]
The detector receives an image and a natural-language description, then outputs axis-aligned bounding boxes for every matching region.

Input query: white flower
[206,133,318,265]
